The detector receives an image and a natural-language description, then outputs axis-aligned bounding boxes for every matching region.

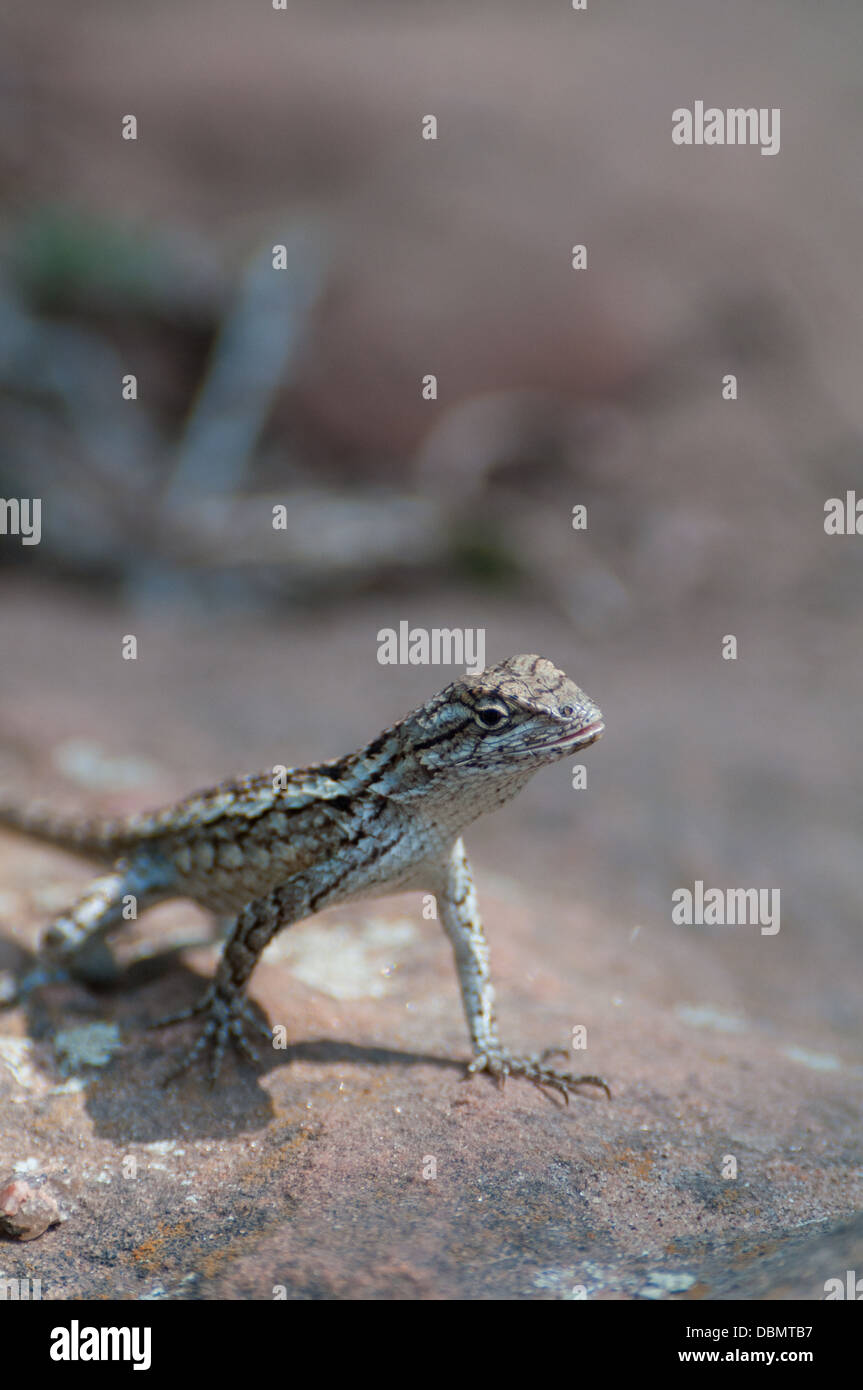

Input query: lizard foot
[467,1048,611,1104]
[0,963,72,1009]
[150,987,273,1086]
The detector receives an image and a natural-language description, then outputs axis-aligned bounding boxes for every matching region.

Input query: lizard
[0,654,608,1101]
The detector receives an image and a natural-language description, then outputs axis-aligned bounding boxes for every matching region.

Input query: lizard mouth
[541,719,604,752]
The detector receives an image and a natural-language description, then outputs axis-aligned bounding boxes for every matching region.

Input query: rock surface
[0,591,860,1299]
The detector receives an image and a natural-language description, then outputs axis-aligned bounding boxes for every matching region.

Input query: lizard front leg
[153,890,285,1083]
[152,873,319,1084]
[433,838,610,1103]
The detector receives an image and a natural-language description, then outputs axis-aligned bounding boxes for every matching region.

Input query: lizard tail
[0,800,129,859]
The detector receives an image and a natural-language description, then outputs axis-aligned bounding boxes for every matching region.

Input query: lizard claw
[467,1048,611,1104]
[152,987,273,1087]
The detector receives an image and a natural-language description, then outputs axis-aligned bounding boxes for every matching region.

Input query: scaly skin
[0,655,608,1101]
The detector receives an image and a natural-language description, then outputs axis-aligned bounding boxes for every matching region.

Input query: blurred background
[0,0,861,1065]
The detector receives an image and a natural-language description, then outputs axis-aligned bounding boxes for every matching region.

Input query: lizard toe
[468,1048,611,1103]
[157,988,270,1086]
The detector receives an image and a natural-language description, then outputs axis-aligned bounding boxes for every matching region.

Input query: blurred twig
[166,225,327,510]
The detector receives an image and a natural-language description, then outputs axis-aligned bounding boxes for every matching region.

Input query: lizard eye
[474,703,509,731]
[560,705,575,718]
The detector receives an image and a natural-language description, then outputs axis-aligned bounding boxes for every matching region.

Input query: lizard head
[406,654,604,775]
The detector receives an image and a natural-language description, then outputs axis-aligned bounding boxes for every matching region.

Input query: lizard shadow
[2,942,464,1143]
[87,1029,463,1144]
